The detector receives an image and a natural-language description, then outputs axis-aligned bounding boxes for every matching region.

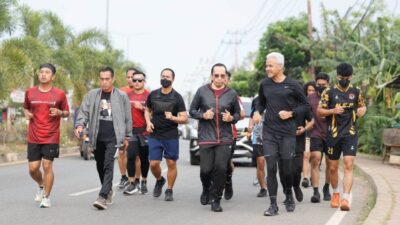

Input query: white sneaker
[39,197,51,208]
[106,190,115,205]
[35,187,44,202]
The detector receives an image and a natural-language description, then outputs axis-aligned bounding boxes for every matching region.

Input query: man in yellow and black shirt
[317,63,366,212]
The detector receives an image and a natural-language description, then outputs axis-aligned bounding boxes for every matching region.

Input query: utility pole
[307,0,315,79]
[105,0,110,39]
[222,30,245,71]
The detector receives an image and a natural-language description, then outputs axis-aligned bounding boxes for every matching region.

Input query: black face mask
[161,79,172,88]
[338,79,350,88]
[316,86,326,95]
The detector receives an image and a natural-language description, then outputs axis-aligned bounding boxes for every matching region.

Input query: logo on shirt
[349,93,355,100]
[100,99,112,121]
[335,95,339,100]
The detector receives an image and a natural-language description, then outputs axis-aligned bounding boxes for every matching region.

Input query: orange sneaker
[340,199,350,211]
[331,193,340,208]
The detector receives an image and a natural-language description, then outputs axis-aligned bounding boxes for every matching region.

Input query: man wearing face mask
[189,63,241,212]
[317,63,366,211]
[145,68,188,202]
[308,73,331,203]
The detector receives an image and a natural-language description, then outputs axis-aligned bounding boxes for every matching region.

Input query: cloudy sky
[18,0,399,93]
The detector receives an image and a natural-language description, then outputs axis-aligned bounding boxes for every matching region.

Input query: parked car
[189,97,255,166]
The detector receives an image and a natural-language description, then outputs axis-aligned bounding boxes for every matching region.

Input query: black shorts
[231,139,237,155]
[27,143,59,162]
[327,135,358,160]
[253,144,264,158]
[262,131,295,160]
[310,137,328,154]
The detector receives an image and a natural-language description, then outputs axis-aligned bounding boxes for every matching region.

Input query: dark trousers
[95,139,117,198]
[127,141,149,178]
[199,144,231,199]
[279,152,303,190]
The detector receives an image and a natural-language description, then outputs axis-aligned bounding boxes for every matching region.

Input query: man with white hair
[253,52,310,216]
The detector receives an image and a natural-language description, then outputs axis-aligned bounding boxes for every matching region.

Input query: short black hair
[315,72,330,83]
[39,63,56,75]
[304,81,316,95]
[211,63,227,74]
[132,70,146,78]
[227,71,231,79]
[336,63,353,77]
[161,68,175,79]
[126,67,138,74]
[99,67,114,77]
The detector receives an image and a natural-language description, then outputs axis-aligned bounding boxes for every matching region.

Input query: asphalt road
[0,140,371,225]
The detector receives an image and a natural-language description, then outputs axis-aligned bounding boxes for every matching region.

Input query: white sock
[342,193,350,200]
[333,188,339,193]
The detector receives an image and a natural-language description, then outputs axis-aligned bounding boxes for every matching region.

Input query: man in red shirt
[122,70,151,195]
[24,63,70,208]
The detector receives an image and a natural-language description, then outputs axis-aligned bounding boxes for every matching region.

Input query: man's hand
[133,101,143,110]
[120,139,129,152]
[203,108,214,120]
[296,126,306,136]
[252,111,261,124]
[221,109,233,122]
[332,105,344,115]
[49,107,62,117]
[74,126,84,139]
[356,107,366,118]
[279,110,293,120]
[24,110,33,120]
[165,111,174,120]
[146,122,154,133]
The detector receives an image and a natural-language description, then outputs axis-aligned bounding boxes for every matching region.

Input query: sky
[17,0,400,95]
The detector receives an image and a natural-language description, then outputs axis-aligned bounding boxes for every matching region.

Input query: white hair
[266,52,285,67]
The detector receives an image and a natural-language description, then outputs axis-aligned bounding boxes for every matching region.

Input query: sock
[333,188,339,193]
[226,174,232,183]
[342,193,349,200]
[313,187,319,194]
[134,178,140,183]
[122,175,128,180]
[323,183,329,191]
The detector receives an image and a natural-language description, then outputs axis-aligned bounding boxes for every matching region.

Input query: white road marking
[69,167,168,196]
[325,193,353,225]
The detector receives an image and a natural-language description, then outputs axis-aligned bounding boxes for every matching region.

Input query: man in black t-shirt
[318,63,366,211]
[253,52,310,216]
[145,68,188,202]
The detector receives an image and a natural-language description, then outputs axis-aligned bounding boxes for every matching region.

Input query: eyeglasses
[213,74,226,79]
[132,79,144,83]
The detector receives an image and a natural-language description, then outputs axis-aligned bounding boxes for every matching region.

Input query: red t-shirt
[121,87,150,134]
[24,87,69,144]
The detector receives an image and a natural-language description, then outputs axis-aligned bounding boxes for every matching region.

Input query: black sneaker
[301,178,310,188]
[323,184,331,201]
[124,182,139,195]
[257,188,267,197]
[165,189,173,201]
[211,199,223,212]
[293,187,303,202]
[264,204,279,216]
[140,180,148,194]
[311,191,321,203]
[285,194,295,212]
[153,176,166,197]
[224,181,233,200]
[200,187,210,205]
[118,177,129,189]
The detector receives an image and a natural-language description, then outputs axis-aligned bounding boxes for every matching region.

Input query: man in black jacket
[189,63,241,212]
[253,52,310,216]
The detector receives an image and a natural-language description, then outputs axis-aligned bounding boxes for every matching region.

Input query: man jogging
[253,52,310,216]
[190,63,241,212]
[317,63,366,211]
[145,68,188,201]
[24,63,70,208]
[75,67,132,210]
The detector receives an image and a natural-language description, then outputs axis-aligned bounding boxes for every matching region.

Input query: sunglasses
[132,79,144,83]
[213,74,226,79]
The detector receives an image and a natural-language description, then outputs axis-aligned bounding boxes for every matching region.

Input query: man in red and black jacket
[189,63,241,212]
